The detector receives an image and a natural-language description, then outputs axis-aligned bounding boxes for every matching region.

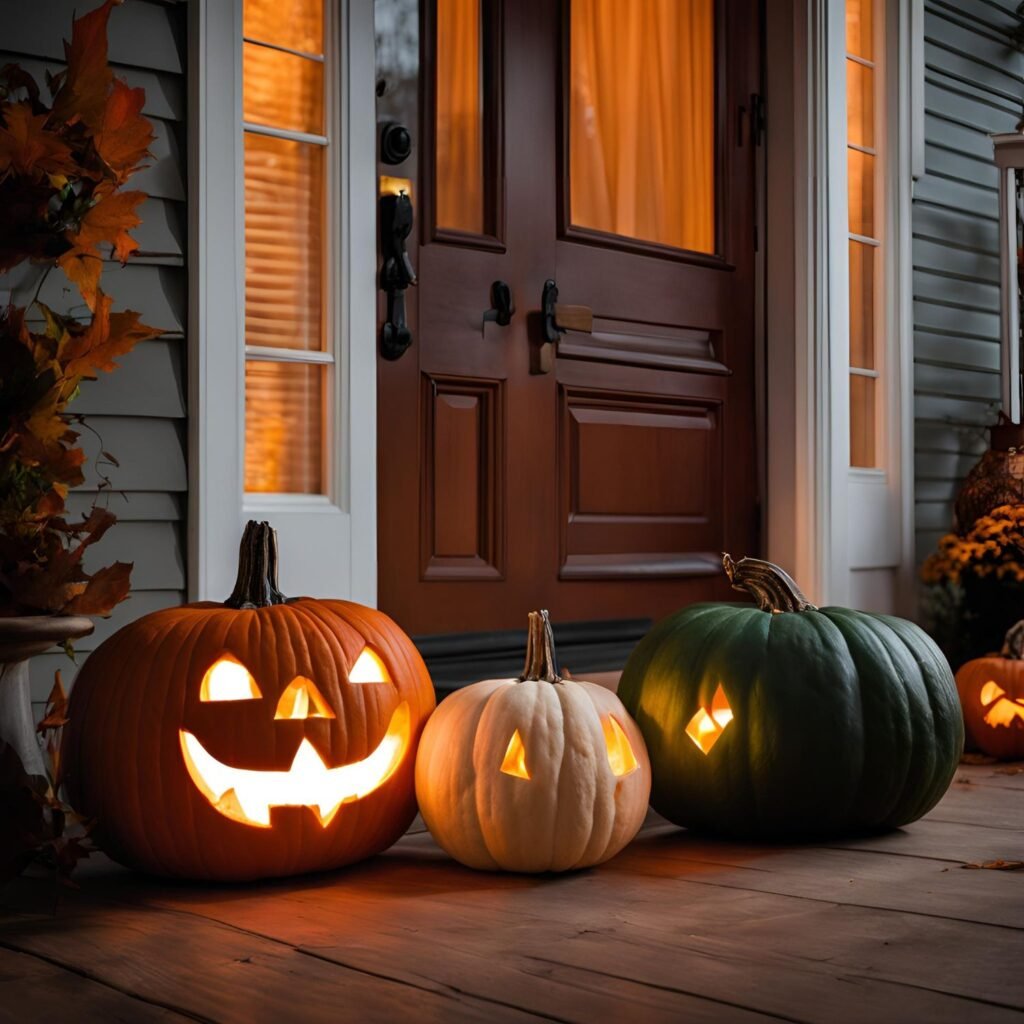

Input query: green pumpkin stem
[225,520,288,609]
[722,554,816,613]
[520,610,561,683]
[1001,621,1024,660]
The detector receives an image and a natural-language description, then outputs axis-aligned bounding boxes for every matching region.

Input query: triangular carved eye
[274,677,336,720]
[201,657,262,701]
[500,729,530,779]
[349,647,391,684]
[685,684,734,754]
[603,716,638,777]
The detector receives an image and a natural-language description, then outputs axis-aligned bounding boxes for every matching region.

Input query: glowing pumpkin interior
[980,680,1024,729]
[180,649,410,828]
[685,683,734,755]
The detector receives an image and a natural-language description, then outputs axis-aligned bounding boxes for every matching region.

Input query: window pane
[245,361,325,493]
[244,133,324,351]
[849,241,875,369]
[244,0,323,55]
[569,0,715,253]
[846,59,873,149]
[244,43,324,135]
[435,0,484,233]
[850,374,877,468]
[846,0,873,61]
[847,148,875,237]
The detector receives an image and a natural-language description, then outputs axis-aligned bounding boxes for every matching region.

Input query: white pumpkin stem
[722,554,816,614]
[1001,621,1024,660]
[520,610,561,683]
[225,520,288,609]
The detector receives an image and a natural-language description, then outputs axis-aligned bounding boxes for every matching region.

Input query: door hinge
[751,92,765,147]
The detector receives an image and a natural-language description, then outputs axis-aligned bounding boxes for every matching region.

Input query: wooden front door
[376,0,761,636]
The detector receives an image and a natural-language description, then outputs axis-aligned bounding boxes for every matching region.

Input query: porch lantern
[954,129,1024,533]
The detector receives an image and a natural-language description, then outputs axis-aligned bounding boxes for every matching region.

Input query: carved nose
[274,677,336,720]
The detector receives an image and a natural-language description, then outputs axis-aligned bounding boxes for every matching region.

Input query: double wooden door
[377,0,761,635]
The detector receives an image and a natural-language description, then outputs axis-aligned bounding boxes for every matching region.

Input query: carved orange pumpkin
[955,622,1024,761]
[64,522,435,880]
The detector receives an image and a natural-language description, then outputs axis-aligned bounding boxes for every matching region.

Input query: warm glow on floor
[685,684,734,755]
[179,702,410,828]
[500,729,530,780]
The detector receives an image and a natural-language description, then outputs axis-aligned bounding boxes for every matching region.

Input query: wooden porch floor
[1,761,1022,1024]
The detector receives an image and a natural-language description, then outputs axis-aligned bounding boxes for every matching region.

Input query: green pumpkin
[619,556,963,838]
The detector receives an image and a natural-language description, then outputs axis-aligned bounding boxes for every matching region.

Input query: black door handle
[379,192,416,361]
[483,280,515,330]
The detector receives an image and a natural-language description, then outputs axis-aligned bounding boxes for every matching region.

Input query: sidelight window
[242,0,332,494]
[846,0,882,469]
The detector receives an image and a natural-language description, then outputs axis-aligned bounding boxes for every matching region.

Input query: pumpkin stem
[722,554,816,613]
[1001,620,1024,660]
[520,610,561,683]
[225,520,288,609]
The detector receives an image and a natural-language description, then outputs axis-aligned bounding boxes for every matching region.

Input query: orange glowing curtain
[435,0,484,233]
[569,0,715,253]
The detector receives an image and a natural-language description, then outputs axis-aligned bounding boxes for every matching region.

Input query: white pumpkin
[415,611,652,872]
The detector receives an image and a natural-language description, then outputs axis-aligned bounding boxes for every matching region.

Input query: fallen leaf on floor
[993,765,1024,776]
[960,860,1024,871]
[960,753,998,765]
[955,775,974,784]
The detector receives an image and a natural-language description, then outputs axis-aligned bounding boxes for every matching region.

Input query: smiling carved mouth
[179,701,411,828]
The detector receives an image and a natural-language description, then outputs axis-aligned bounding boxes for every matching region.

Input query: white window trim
[765,0,914,612]
[188,0,378,604]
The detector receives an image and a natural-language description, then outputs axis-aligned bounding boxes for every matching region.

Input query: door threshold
[413,618,652,695]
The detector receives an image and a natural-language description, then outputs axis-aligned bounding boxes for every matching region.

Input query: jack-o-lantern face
[978,681,1024,730]
[685,684,734,754]
[64,522,436,881]
[955,623,1024,762]
[179,650,411,829]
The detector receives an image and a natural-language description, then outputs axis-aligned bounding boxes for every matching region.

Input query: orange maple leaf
[93,79,152,181]
[60,290,160,379]
[0,102,73,178]
[65,560,132,617]
[49,0,118,131]
[58,188,145,307]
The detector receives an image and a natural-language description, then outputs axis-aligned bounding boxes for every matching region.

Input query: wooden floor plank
[0,762,1020,1023]
[0,946,189,1023]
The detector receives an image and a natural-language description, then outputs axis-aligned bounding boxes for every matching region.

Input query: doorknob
[536,279,592,373]
[379,191,416,361]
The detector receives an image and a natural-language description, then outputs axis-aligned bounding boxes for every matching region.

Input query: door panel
[377,0,760,635]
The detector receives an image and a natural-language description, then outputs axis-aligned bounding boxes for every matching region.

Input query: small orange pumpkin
[64,521,435,880]
[955,621,1024,761]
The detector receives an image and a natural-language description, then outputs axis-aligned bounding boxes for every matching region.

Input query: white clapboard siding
[914,1,1023,572]
[0,0,189,711]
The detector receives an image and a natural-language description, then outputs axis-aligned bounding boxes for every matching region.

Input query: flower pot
[0,616,93,780]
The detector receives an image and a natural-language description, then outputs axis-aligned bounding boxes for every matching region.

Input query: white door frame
[764,0,916,612]
[187,0,378,604]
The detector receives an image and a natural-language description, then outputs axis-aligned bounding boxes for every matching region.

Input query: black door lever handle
[482,280,515,333]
